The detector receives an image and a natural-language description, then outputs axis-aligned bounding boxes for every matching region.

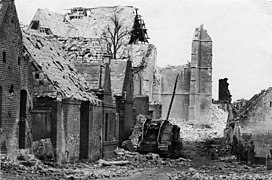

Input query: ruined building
[233,88,272,162]
[28,6,157,141]
[153,25,212,122]
[0,0,33,157]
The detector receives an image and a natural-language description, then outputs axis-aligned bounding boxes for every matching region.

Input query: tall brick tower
[188,24,212,122]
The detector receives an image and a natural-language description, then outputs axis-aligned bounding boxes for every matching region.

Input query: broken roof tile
[23,31,99,103]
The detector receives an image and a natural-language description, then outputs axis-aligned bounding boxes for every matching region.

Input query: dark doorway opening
[31,110,51,141]
[19,90,27,149]
[80,101,90,159]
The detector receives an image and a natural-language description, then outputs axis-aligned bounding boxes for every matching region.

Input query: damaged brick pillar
[189,24,212,122]
[55,98,66,164]
[218,78,232,103]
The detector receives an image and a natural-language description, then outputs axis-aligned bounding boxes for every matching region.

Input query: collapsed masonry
[27,6,157,143]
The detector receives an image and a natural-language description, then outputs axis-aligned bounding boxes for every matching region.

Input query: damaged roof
[23,31,99,103]
[237,87,272,121]
[29,6,135,39]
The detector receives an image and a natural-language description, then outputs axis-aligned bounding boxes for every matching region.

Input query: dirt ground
[1,141,272,180]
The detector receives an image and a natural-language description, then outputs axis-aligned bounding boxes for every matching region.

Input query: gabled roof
[0,1,10,28]
[23,31,99,103]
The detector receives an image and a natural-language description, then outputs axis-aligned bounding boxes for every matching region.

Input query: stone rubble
[170,104,228,142]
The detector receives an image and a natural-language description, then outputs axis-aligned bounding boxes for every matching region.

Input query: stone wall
[189,25,212,123]
[159,66,190,120]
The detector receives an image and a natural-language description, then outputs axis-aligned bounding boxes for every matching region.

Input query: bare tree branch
[100,8,130,59]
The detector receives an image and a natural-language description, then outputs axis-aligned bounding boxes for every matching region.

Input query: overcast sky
[15,0,272,101]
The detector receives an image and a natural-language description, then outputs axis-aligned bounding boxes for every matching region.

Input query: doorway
[79,101,90,159]
[19,90,27,149]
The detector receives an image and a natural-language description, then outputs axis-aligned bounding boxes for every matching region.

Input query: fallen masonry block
[98,159,130,166]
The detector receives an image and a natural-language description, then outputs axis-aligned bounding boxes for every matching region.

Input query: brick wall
[0,1,32,158]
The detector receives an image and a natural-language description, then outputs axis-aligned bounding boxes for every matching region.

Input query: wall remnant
[219,78,232,103]
[233,88,272,160]
[0,0,33,159]
[153,25,212,122]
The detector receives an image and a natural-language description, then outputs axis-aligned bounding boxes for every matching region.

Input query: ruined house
[0,0,33,158]
[27,6,157,141]
[23,31,119,162]
[233,88,272,161]
[153,25,212,122]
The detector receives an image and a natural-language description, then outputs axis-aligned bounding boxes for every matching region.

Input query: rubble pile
[1,154,65,179]
[113,148,191,168]
[2,148,272,179]
[170,104,228,142]
[1,148,190,179]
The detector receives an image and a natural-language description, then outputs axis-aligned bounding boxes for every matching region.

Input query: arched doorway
[19,90,27,149]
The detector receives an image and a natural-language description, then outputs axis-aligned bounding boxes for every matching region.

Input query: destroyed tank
[136,118,182,158]
[129,73,183,158]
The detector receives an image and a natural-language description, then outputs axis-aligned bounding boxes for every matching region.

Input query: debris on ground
[170,104,228,142]
[32,138,55,162]
[2,148,272,179]
[98,159,130,166]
